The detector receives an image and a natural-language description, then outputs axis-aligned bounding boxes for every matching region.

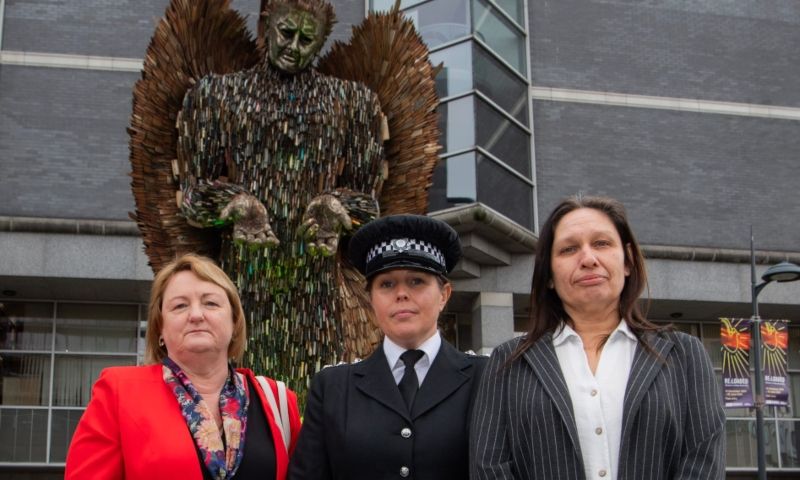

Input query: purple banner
[721,317,753,408]
[762,319,789,406]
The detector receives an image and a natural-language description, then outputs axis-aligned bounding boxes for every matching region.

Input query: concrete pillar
[471,292,514,355]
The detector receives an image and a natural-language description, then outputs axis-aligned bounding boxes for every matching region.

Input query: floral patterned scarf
[162,357,248,480]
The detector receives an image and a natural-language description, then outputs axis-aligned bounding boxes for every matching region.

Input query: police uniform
[289,215,487,480]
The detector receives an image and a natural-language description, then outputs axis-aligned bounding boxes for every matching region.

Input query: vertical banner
[761,319,789,406]
[721,317,753,407]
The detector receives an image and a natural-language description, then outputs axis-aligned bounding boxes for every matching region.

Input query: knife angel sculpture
[129,0,440,396]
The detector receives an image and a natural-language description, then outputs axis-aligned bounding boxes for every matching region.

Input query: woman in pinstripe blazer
[471,196,725,480]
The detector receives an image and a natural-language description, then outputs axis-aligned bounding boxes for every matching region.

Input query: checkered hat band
[366,238,446,268]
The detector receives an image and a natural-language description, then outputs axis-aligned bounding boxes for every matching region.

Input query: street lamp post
[750,231,800,480]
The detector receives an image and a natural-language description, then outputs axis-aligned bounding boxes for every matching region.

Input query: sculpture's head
[260,0,336,74]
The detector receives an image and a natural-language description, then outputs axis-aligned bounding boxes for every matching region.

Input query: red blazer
[65,364,301,480]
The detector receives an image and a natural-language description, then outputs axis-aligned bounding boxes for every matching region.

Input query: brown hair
[509,195,664,363]
[145,254,246,364]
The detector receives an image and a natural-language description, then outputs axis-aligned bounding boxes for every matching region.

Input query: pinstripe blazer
[470,330,725,479]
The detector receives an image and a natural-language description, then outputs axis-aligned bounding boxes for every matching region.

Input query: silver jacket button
[400,427,412,438]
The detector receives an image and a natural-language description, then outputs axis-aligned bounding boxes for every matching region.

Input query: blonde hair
[145,254,246,364]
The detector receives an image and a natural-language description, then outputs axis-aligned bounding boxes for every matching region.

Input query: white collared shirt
[553,320,637,480]
[384,331,441,386]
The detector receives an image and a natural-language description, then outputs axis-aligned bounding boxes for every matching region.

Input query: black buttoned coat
[289,340,487,480]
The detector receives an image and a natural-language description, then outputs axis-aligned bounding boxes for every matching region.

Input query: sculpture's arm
[176,77,278,247]
[299,87,386,256]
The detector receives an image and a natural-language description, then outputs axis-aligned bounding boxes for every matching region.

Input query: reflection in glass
[702,323,722,368]
[0,353,51,406]
[778,372,800,418]
[726,419,779,468]
[431,41,472,99]
[53,355,136,407]
[476,154,533,229]
[492,0,523,25]
[50,408,84,462]
[778,420,800,467]
[670,322,699,337]
[407,0,471,49]
[789,326,800,369]
[371,0,429,11]
[56,303,138,353]
[439,96,475,153]
[472,0,526,74]
[0,408,48,462]
[446,152,477,203]
[473,43,528,125]
[475,97,530,177]
[0,302,53,351]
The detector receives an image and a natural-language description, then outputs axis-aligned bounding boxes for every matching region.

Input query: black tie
[398,349,425,409]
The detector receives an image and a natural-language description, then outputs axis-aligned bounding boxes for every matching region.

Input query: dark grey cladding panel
[529,0,800,107]
[0,65,137,220]
[533,101,800,252]
[2,0,265,58]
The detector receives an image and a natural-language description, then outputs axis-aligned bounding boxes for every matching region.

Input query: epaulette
[322,358,362,369]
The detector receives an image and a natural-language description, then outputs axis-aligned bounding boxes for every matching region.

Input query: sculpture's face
[268,9,325,74]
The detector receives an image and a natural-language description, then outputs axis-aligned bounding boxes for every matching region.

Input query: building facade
[1,0,799,477]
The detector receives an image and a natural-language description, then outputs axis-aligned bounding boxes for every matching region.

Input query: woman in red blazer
[66,254,301,480]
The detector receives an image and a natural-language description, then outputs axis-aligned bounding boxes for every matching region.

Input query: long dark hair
[509,195,665,363]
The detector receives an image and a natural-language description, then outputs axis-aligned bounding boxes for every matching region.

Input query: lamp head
[762,261,800,284]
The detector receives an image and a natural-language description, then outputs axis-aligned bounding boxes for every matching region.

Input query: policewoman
[289,214,487,480]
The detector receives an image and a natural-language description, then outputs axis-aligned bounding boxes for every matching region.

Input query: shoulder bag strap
[256,375,289,453]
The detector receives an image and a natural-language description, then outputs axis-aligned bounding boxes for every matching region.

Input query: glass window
[471,0,526,74]
[476,153,533,230]
[50,408,84,462]
[0,302,53,351]
[475,97,530,177]
[446,151,477,202]
[0,300,141,466]
[702,323,722,369]
[671,322,700,337]
[0,408,49,462]
[788,326,800,370]
[491,0,524,25]
[53,355,136,407]
[406,0,471,50]
[439,96,475,153]
[371,0,431,11]
[778,420,800,468]
[56,303,138,353]
[431,41,473,99]
[473,43,528,125]
[778,372,800,418]
[726,419,779,468]
[0,353,51,406]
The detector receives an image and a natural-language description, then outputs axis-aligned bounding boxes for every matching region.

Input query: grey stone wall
[533,101,800,252]
[0,65,137,220]
[0,0,366,222]
[3,0,169,58]
[529,0,800,106]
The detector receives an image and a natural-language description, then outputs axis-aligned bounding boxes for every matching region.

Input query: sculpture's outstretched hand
[298,194,353,257]
[221,193,280,248]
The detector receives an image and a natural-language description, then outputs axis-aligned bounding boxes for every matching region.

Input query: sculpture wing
[317,2,441,216]
[129,0,259,272]
[317,3,441,359]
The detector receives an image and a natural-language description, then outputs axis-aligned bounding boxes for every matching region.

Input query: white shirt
[553,320,637,480]
[384,331,441,386]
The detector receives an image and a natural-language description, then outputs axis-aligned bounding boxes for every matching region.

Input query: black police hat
[348,215,462,279]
